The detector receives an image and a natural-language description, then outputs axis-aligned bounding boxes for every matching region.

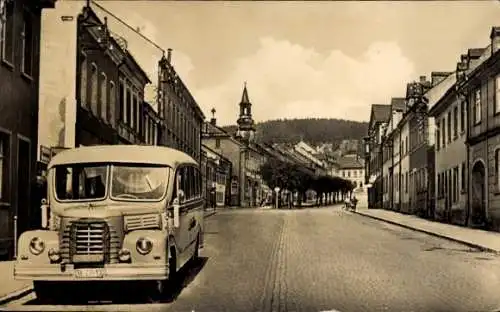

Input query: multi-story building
[428,65,479,224]
[38,3,153,151]
[366,104,391,209]
[336,157,365,190]
[201,144,232,207]
[0,0,56,259]
[458,27,500,230]
[381,99,405,210]
[202,85,269,207]
[405,77,433,217]
[158,50,204,163]
[399,108,411,213]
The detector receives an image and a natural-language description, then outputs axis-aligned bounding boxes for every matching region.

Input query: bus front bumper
[14,263,169,281]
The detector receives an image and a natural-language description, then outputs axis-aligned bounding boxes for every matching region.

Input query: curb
[0,286,32,306]
[354,211,499,254]
[204,211,217,218]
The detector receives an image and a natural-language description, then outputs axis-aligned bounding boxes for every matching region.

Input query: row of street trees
[259,158,355,207]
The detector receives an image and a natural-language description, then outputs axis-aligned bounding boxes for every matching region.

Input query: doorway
[471,160,486,228]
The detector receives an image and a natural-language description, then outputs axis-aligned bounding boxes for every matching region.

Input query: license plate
[73,268,105,279]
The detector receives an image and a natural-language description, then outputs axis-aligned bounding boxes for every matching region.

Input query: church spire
[236,81,256,142]
[241,81,250,104]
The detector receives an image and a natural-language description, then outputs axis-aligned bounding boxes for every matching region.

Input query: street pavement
[3,206,500,311]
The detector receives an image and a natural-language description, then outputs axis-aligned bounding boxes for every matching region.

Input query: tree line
[259,158,355,207]
[222,118,368,146]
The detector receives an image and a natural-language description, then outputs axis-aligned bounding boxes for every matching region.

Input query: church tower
[235,82,256,142]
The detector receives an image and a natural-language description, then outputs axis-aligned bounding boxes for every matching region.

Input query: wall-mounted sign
[39,146,52,164]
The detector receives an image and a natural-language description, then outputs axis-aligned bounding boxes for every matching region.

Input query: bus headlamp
[29,237,45,255]
[118,249,131,262]
[136,237,153,255]
[48,248,61,262]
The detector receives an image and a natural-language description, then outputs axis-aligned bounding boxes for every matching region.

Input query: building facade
[158,49,204,163]
[429,69,470,224]
[0,0,56,259]
[459,28,500,230]
[201,144,232,207]
[366,104,391,209]
[337,157,365,190]
[202,85,270,207]
[405,78,433,217]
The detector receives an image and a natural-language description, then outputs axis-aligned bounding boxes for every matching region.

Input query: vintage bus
[14,145,205,301]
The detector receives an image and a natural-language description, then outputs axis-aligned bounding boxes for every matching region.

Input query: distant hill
[221,118,368,146]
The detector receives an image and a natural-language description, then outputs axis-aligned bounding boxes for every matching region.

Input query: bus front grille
[60,218,121,264]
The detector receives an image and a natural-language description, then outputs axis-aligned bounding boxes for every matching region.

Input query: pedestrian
[344,197,350,210]
[351,195,358,211]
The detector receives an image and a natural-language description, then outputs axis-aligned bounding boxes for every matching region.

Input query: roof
[49,145,197,169]
[335,156,364,169]
[391,98,406,111]
[241,83,251,104]
[371,104,391,122]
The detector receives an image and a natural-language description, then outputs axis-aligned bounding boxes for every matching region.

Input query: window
[474,88,481,124]
[109,81,115,126]
[131,93,136,130]
[454,166,459,202]
[447,111,451,143]
[406,172,408,193]
[442,118,446,148]
[90,63,98,115]
[100,73,107,121]
[461,162,466,191]
[145,116,149,144]
[1,0,14,64]
[136,97,141,133]
[21,10,33,76]
[126,87,131,125]
[79,54,87,107]
[496,76,500,113]
[436,121,440,150]
[437,174,441,198]
[119,80,125,122]
[460,100,465,133]
[453,106,458,139]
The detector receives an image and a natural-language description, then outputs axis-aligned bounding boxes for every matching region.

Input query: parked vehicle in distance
[14,145,205,302]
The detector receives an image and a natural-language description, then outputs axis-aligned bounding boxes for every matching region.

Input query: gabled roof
[371,104,391,122]
[391,98,406,112]
[334,156,364,170]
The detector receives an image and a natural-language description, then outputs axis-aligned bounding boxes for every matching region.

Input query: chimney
[210,108,217,126]
[167,48,172,63]
[491,27,500,54]
[419,76,426,83]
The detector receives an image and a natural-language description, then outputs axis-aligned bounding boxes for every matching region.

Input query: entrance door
[471,161,486,227]
[17,137,31,240]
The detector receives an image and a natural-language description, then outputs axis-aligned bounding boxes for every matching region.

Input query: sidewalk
[354,207,500,253]
[0,261,32,305]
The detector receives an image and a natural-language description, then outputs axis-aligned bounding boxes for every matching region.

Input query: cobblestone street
[4,207,500,311]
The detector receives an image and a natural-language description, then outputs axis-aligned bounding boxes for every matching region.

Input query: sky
[86,0,500,126]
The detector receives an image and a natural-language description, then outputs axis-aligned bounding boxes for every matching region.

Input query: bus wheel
[146,280,166,303]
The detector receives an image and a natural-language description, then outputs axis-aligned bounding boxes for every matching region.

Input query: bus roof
[48,145,198,169]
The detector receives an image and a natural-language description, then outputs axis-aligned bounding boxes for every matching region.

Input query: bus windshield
[110,164,171,201]
[53,163,171,202]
